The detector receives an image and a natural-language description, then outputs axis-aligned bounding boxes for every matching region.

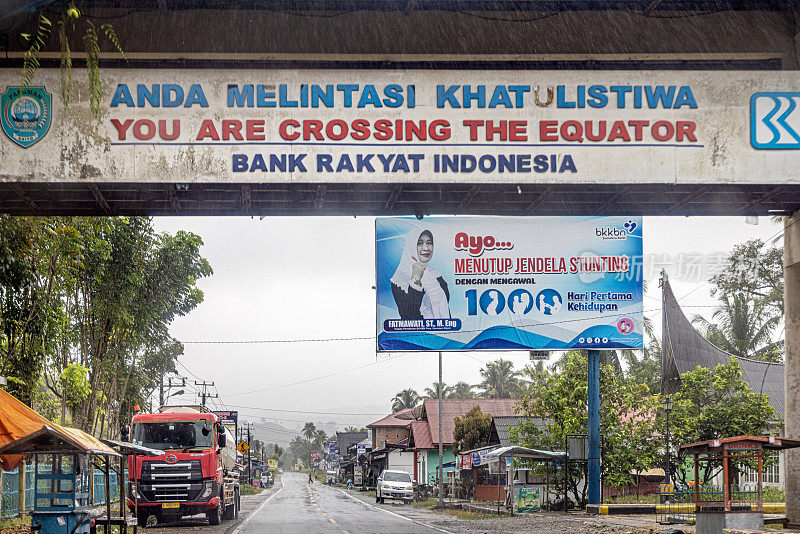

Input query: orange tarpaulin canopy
[0,389,116,470]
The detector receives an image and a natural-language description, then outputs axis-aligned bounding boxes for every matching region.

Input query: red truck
[126,406,239,526]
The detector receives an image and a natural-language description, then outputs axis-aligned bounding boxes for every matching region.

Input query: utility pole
[195,380,217,407]
[438,351,444,508]
[159,376,186,408]
[243,422,254,485]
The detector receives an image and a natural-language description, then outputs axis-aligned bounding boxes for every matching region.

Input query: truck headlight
[200,481,214,500]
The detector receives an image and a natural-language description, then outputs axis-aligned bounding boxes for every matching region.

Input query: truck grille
[140,460,204,502]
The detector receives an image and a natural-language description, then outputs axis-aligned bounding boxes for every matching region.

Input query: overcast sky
[151,215,783,438]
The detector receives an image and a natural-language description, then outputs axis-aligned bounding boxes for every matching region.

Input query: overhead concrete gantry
[3,0,800,519]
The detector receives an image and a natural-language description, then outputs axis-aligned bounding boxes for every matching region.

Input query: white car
[375,470,414,504]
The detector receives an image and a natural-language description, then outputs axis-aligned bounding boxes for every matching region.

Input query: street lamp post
[664,396,673,485]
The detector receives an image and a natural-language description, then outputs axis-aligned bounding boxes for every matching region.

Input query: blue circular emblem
[2,87,52,148]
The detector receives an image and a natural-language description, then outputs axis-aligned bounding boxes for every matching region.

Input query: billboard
[4,69,800,185]
[376,216,643,352]
[212,410,238,438]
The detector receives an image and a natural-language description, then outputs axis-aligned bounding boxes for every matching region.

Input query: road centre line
[230,483,284,534]
[335,488,454,534]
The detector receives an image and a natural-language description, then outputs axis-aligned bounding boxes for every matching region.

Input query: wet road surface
[235,472,444,534]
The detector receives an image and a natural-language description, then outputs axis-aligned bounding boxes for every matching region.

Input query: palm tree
[391,388,420,412]
[692,292,781,360]
[343,426,358,433]
[302,422,316,442]
[424,382,452,399]
[448,381,476,399]
[478,359,521,398]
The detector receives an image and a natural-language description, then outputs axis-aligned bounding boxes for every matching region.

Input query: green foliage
[452,405,492,454]
[449,381,476,399]
[424,382,451,399]
[302,422,317,441]
[692,293,781,361]
[478,359,523,398]
[0,216,212,435]
[670,358,777,485]
[20,3,127,115]
[514,351,661,507]
[59,363,91,411]
[392,388,420,411]
[710,239,783,316]
[622,344,661,395]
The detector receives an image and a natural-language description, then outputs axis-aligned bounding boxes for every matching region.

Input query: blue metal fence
[1,465,120,518]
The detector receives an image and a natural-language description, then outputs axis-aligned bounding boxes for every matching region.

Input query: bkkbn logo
[751,92,800,149]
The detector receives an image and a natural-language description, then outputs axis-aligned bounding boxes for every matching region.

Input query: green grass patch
[239,484,261,495]
[0,515,30,534]
[762,486,785,503]
[412,497,439,509]
[606,493,660,504]
[440,509,498,519]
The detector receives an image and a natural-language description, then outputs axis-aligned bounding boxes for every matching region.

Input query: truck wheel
[207,502,222,525]
[136,513,149,528]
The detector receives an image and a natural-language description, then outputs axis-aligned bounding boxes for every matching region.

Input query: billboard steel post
[438,351,444,508]
[588,349,601,506]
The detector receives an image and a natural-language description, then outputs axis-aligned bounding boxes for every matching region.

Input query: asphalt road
[235,472,444,534]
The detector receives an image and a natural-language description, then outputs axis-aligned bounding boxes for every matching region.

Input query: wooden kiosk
[678,435,800,534]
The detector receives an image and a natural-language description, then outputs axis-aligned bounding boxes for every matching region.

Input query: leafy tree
[513,351,661,507]
[671,358,777,485]
[692,293,781,362]
[391,388,420,411]
[424,382,452,399]
[710,239,783,317]
[622,341,661,395]
[302,422,317,441]
[449,381,476,399]
[0,216,211,435]
[453,406,492,453]
[478,359,521,398]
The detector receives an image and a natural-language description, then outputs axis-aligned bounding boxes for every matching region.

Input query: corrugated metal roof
[411,420,434,449]
[661,274,784,416]
[367,408,414,428]
[336,431,369,453]
[423,398,520,445]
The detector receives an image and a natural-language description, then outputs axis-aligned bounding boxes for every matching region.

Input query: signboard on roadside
[268,459,277,469]
[237,441,250,454]
[376,216,643,351]
[8,69,800,187]
[213,410,238,439]
[515,487,541,512]
[354,464,363,485]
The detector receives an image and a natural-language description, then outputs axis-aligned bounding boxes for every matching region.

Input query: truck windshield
[132,421,214,451]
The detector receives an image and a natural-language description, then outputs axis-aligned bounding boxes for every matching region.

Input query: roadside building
[409,399,520,486]
[661,274,786,489]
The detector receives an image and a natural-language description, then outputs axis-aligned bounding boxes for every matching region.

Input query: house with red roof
[367,398,520,485]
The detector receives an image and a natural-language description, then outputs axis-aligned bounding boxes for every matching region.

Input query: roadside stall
[99,438,163,534]
[678,435,800,534]
[0,425,120,534]
[485,446,567,516]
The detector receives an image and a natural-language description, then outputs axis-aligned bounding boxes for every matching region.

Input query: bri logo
[454,232,513,257]
[751,92,800,149]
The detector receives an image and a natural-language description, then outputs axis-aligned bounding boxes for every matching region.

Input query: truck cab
[126,406,239,526]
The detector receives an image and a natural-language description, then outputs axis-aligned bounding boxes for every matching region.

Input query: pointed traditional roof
[661,272,785,416]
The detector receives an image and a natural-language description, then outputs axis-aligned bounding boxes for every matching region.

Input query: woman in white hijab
[390,229,451,319]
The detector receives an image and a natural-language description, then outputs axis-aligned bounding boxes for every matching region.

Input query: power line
[223,354,407,397]
[227,404,386,416]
